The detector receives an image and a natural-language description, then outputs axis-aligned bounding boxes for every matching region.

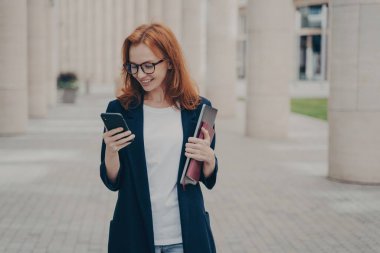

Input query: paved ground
[1,91,380,253]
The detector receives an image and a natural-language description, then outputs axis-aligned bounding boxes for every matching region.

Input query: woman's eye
[143,64,154,69]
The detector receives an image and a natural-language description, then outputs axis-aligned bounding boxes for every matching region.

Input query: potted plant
[57,72,79,103]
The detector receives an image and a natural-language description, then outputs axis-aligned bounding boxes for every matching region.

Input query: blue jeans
[154,243,184,253]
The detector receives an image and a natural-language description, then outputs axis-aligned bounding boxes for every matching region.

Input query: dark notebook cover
[180,104,218,188]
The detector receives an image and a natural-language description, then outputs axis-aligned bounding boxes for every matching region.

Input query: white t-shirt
[143,104,183,245]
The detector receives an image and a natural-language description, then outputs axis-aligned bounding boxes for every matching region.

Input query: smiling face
[128,43,169,95]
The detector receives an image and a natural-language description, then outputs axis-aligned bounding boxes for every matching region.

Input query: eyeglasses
[124,59,165,75]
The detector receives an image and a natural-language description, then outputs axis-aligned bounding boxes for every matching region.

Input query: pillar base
[329,111,380,184]
[327,176,380,186]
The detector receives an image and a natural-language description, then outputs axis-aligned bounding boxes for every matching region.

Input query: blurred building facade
[0,0,379,184]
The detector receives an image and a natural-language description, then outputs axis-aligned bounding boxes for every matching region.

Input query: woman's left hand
[185,127,216,178]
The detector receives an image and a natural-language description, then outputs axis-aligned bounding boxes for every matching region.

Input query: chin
[141,84,154,91]
[141,83,161,92]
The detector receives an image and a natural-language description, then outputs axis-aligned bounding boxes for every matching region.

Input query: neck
[145,87,167,104]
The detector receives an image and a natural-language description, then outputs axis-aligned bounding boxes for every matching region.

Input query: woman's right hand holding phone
[103,127,135,153]
[103,128,135,182]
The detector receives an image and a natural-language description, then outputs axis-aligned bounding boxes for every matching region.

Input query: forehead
[129,43,162,63]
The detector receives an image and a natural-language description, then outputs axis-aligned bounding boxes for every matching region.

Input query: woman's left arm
[185,126,218,189]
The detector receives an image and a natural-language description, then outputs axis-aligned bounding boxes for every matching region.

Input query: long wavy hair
[117,23,200,110]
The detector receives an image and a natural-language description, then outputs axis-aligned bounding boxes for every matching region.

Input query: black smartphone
[100,113,130,133]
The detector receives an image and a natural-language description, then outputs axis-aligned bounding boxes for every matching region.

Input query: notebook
[180,104,218,188]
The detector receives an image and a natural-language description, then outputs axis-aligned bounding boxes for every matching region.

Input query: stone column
[94,0,104,84]
[46,0,59,106]
[163,0,182,42]
[113,0,135,95]
[0,0,28,135]
[320,4,328,81]
[67,0,78,74]
[113,0,124,95]
[125,0,135,35]
[207,0,237,117]
[305,35,314,80]
[85,0,94,89]
[59,0,69,72]
[182,0,207,95]
[328,0,380,184]
[135,0,148,27]
[149,0,163,22]
[27,0,48,118]
[245,0,294,138]
[77,0,86,84]
[114,0,124,76]
[104,0,114,84]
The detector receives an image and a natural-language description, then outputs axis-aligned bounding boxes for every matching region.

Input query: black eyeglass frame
[124,59,165,75]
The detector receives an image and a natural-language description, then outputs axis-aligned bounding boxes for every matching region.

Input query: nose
[136,66,146,79]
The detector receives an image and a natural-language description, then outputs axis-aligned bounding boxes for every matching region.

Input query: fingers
[104,130,132,143]
[104,127,124,137]
[185,151,207,162]
[188,127,211,145]
[114,133,135,146]
[185,146,200,155]
[186,137,210,149]
[188,136,210,146]
[110,130,132,142]
[185,142,202,150]
[185,142,210,162]
[103,127,135,152]
[201,127,211,142]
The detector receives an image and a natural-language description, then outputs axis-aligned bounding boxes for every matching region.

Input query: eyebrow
[128,60,156,65]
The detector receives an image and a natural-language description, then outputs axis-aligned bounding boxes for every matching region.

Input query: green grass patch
[291,98,327,121]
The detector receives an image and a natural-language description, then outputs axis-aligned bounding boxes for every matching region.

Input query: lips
[140,79,153,85]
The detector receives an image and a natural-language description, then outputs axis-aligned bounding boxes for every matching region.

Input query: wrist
[203,155,216,177]
[204,155,215,167]
[106,145,119,155]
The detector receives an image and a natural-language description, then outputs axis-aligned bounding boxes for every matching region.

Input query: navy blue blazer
[100,96,218,253]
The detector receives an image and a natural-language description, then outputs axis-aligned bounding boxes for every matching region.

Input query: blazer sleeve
[99,101,122,191]
[199,98,218,189]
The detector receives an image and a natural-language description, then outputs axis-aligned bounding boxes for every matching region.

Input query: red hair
[118,23,200,110]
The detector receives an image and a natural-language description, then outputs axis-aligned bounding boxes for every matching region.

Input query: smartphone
[100,113,130,133]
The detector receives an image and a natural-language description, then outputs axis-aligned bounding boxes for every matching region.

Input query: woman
[100,23,218,253]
